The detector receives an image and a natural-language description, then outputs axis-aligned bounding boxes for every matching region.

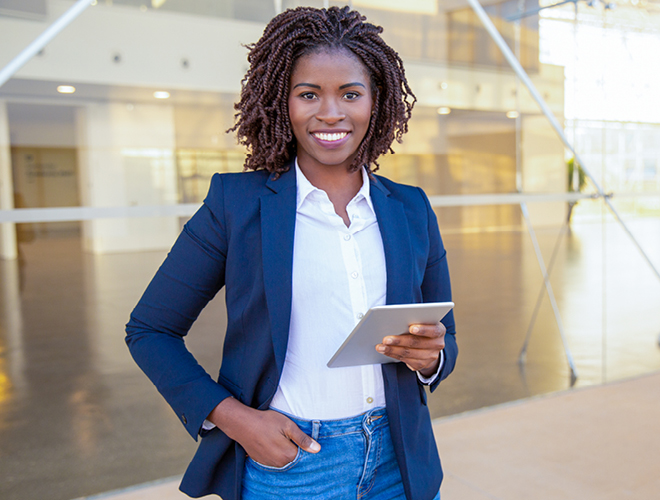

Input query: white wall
[77,101,179,253]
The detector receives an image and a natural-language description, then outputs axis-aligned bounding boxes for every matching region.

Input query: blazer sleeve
[417,187,458,392]
[125,174,233,440]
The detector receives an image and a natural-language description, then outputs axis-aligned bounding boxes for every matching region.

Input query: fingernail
[376,345,386,352]
[411,326,419,334]
[310,441,320,452]
[384,337,394,345]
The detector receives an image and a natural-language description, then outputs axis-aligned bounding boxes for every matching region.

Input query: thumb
[287,425,321,454]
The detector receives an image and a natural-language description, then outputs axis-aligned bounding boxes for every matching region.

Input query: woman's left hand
[376,322,446,378]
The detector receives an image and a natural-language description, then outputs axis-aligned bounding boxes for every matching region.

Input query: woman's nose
[315,98,345,124]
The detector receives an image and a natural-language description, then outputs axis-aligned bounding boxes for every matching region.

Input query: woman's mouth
[311,131,349,142]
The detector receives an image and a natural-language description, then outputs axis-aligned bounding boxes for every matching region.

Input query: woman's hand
[375,322,446,378]
[207,398,320,468]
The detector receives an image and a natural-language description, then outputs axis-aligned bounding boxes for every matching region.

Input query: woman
[126,6,457,500]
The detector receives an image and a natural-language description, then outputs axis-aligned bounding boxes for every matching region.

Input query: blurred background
[0,1,659,499]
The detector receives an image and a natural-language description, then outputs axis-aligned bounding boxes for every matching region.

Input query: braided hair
[229,6,416,176]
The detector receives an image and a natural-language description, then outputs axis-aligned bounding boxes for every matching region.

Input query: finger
[376,344,439,369]
[377,344,434,360]
[286,425,321,453]
[378,343,437,372]
[408,323,446,337]
[382,333,422,348]
[382,334,444,350]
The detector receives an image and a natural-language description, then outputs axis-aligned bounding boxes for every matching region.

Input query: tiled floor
[0,217,659,499]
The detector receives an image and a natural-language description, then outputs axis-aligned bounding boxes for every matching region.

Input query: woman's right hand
[207,398,321,468]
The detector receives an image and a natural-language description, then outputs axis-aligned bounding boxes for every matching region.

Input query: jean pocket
[247,447,303,472]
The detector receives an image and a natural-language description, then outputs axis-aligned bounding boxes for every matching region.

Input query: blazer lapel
[260,167,297,374]
[370,176,413,306]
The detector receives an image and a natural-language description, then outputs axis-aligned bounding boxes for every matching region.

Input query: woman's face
[288,48,373,175]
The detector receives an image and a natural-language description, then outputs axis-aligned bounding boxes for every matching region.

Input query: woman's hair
[229,6,416,176]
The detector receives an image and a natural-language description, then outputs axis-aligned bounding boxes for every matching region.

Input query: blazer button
[181,414,187,425]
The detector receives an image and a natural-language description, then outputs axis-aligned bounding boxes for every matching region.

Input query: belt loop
[312,420,321,440]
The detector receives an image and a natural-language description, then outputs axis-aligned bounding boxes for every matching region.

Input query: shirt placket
[339,202,376,411]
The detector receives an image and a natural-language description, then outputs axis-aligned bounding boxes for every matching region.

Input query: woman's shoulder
[210,168,271,186]
[371,173,430,204]
[205,169,276,198]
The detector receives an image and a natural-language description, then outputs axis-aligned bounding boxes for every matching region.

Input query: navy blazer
[126,165,457,500]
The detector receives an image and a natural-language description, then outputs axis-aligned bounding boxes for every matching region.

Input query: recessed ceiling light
[506,110,519,119]
[153,91,170,99]
[440,82,448,90]
[57,85,76,94]
[437,107,451,115]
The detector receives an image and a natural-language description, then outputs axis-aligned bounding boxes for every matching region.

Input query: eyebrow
[292,82,367,90]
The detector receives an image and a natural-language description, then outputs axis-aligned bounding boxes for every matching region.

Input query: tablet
[327,302,454,368]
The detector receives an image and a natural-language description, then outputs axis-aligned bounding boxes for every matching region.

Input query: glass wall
[0,1,659,498]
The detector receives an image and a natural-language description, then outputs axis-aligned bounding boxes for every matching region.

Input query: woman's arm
[125,176,232,440]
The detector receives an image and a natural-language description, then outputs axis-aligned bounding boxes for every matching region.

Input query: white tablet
[327,302,454,368]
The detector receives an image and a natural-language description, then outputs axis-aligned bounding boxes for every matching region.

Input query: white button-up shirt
[269,161,442,420]
[269,162,388,419]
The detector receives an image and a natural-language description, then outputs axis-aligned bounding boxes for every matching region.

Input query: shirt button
[344,234,351,241]
[366,397,374,404]
[357,312,364,319]
[351,271,359,279]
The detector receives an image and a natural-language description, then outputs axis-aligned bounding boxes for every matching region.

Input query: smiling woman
[288,49,373,169]
[228,6,415,178]
[288,49,375,224]
[126,6,456,500]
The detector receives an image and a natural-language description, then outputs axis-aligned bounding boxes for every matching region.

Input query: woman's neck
[298,162,364,228]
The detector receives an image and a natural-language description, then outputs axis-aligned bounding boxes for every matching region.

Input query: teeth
[313,132,348,142]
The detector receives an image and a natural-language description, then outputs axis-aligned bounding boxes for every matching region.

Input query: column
[0,100,18,260]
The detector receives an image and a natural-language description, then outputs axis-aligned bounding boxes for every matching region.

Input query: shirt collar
[295,158,374,213]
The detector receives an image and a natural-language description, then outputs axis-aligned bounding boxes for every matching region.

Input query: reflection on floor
[0,219,659,500]
[72,372,660,500]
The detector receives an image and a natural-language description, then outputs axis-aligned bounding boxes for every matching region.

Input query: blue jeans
[241,407,441,500]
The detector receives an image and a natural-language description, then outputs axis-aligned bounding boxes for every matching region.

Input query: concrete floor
[435,371,660,500]
[0,217,659,499]
[76,371,660,500]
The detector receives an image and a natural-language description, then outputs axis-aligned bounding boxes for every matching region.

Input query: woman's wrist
[207,397,255,442]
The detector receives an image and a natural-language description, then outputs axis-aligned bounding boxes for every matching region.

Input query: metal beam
[466,0,660,283]
[506,0,578,21]
[0,0,95,88]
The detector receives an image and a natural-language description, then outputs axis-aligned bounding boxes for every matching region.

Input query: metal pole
[521,203,578,385]
[466,0,660,283]
[0,0,95,88]
[519,221,571,365]
[506,0,578,22]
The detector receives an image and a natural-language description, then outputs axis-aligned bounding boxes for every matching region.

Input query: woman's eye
[344,92,360,100]
[300,92,317,100]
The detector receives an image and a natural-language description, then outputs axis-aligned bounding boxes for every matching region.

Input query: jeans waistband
[273,407,389,439]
